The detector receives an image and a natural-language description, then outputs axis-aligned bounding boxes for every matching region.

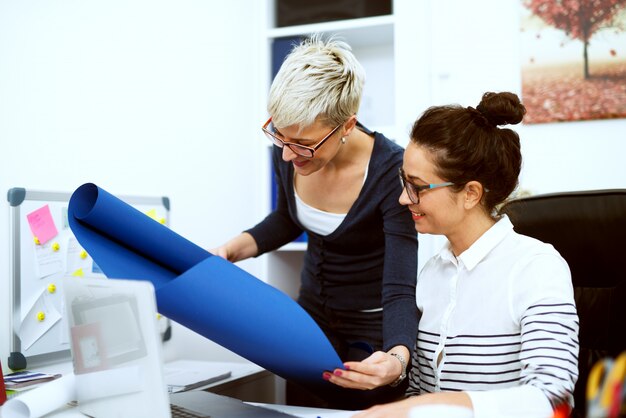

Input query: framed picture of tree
[520,0,626,123]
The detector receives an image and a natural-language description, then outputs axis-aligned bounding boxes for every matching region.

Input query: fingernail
[334,370,342,376]
[322,372,331,380]
[344,365,350,370]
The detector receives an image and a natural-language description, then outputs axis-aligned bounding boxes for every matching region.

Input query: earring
[341,137,346,144]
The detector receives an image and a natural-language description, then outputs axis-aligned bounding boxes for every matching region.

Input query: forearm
[381,208,419,350]
[352,392,472,418]
[411,392,472,409]
[221,232,259,262]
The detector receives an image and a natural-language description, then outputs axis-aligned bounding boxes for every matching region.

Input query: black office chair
[499,189,626,417]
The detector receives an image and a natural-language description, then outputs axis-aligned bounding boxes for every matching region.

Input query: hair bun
[476,92,526,126]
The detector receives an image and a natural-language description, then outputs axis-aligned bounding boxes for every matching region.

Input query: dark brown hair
[410,91,526,214]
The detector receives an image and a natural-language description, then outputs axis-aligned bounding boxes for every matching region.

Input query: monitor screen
[70,293,146,373]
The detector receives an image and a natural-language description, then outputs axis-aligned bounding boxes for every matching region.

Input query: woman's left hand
[323,351,402,390]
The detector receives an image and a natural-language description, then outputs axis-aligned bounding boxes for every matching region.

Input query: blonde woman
[214,36,418,409]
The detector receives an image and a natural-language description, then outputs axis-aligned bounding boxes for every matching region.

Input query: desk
[13,360,276,403]
[2,392,354,418]
[198,361,278,404]
[1,361,355,418]
[1,403,355,418]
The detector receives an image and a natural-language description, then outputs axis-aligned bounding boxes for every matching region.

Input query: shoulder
[502,231,573,300]
[507,230,565,262]
[358,122,404,158]
[373,131,404,158]
[497,230,569,272]
[368,131,404,177]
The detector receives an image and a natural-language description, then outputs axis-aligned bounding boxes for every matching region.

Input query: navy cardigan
[247,128,419,351]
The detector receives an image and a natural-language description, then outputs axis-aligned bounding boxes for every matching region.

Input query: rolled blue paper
[68,183,343,384]
[156,256,337,381]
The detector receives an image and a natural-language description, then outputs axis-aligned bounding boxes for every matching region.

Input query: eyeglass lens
[263,129,314,158]
[399,169,420,204]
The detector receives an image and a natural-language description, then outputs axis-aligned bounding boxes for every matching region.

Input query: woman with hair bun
[326,92,579,418]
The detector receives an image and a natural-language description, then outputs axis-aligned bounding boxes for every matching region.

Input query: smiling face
[275,119,345,176]
[399,142,466,236]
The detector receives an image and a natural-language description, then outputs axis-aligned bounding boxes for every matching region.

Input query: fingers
[210,246,230,260]
[344,351,394,375]
[324,351,402,390]
[323,368,382,390]
[362,351,389,364]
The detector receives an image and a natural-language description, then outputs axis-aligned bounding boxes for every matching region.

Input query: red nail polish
[322,372,331,380]
[344,365,350,370]
[334,370,342,376]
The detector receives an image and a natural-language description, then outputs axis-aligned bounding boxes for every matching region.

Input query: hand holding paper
[67,183,343,386]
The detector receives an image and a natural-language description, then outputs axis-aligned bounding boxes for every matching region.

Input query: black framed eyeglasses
[399,167,455,204]
[262,117,342,158]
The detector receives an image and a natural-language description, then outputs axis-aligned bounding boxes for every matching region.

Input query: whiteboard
[7,187,170,367]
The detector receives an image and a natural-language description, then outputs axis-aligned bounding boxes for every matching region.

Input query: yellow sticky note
[37,311,46,322]
[145,209,157,220]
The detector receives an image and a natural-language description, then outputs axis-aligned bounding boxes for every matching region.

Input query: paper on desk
[252,403,358,418]
[2,373,76,418]
[164,360,231,393]
[67,183,343,387]
[290,412,356,418]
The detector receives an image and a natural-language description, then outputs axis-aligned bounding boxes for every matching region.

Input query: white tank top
[295,192,347,236]
[294,164,369,236]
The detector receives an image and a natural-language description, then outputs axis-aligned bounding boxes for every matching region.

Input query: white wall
[416,0,626,269]
[0,0,267,366]
[1,0,624,370]
[427,0,625,195]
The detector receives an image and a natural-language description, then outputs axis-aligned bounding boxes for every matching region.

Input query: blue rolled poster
[68,183,343,386]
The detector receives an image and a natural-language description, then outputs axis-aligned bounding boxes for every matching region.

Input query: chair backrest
[499,189,626,417]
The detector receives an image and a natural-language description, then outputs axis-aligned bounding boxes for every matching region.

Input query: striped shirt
[407,215,579,418]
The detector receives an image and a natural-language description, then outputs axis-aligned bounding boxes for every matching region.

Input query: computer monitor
[63,277,170,418]
[63,277,303,418]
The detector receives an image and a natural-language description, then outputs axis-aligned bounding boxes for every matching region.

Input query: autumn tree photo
[521,0,626,123]
[525,0,626,78]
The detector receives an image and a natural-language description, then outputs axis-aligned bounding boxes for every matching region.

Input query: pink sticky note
[27,204,59,245]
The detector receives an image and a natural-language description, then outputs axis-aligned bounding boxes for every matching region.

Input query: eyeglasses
[262,117,342,158]
[399,167,455,204]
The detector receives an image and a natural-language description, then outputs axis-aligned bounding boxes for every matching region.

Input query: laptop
[63,276,300,418]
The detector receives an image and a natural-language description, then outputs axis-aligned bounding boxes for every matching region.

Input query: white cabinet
[253,1,437,296]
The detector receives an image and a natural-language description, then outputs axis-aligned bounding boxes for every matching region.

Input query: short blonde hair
[268,35,365,131]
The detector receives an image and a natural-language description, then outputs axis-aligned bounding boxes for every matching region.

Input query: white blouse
[408,215,579,418]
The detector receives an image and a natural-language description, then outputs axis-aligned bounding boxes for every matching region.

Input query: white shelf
[277,242,307,252]
[267,15,394,48]
[259,0,430,298]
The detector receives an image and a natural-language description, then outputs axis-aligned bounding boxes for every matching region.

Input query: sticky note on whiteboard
[27,204,59,245]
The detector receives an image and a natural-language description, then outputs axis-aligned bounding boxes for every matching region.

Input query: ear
[463,181,484,210]
[342,115,358,136]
